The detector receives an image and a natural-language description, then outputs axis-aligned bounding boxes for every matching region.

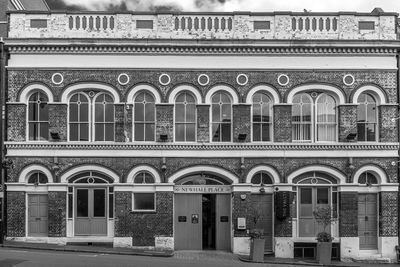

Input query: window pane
[262,124,270,141]
[105,124,114,141]
[253,104,261,122]
[253,124,261,141]
[105,104,114,122]
[135,123,144,141]
[77,189,89,217]
[212,123,220,142]
[145,123,155,141]
[251,173,261,184]
[134,173,144,183]
[40,123,48,140]
[135,103,144,121]
[186,104,196,122]
[221,123,231,142]
[144,173,155,183]
[109,194,114,218]
[366,124,376,141]
[212,104,220,122]
[134,193,155,210]
[95,104,104,122]
[68,193,73,218]
[70,124,78,141]
[175,104,185,122]
[186,124,196,141]
[300,188,312,204]
[93,189,106,217]
[146,103,155,122]
[221,104,231,122]
[39,103,48,121]
[317,188,329,204]
[95,124,104,141]
[175,123,185,141]
[70,104,78,122]
[80,103,89,122]
[29,103,37,121]
[80,123,89,141]
[29,123,37,141]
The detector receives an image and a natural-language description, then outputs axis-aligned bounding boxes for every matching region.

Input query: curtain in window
[175,92,196,142]
[211,92,231,142]
[292,93,312,141]
[28,91,49,141]
[316,93,336,141]
[252,92,272,141]
[69,93,89,141]
[94,93,114,141]
[134,91,155,141]
[357,93,376,141]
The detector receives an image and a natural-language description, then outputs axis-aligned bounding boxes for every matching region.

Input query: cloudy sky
[46,0,400,12]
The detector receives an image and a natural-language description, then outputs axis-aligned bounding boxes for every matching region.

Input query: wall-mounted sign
[220,216,229,222]
[178,216,187,222]
[174,185,232,194]
[191,214,199,224]
[237,217,246,229]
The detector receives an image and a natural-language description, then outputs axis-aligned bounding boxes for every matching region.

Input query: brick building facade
[2,8,400,262]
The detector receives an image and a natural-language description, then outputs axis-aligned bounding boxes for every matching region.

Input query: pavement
[0,241,399,266]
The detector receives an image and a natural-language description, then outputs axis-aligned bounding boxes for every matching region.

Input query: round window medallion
[343,74,355,86]
[118,73,130,85]
[87,177,95,184]
[198,74,210,86]
[311,92,318,98]
[236,74,248,86]
[51,73,64,85]
[88,91,95,97]
[277,74,289,86]
[159,73,171,86]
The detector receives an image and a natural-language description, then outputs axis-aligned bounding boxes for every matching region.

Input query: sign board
[174,185,232,194]
[237,217,246,230]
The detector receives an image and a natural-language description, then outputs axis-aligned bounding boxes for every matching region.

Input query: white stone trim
[339,184,398,192]
[117,73,130,85]
[204,85,239,104]
[126,165,161,184]
[351,85,387,105]
[245,165,280,184]
[352,165,388,185]
[232,237,250,255]
[274,237,294,258]
[168,85,202,104]
[59,165,120,183]
[18,165,54,183]
[113,237,132,248]
[19,84,54,103]
[51,73,64,85]
[245,85,280,104]
[126,84,161,104]
[61,83,121,103]
[286,84,346,104]
[287,165,347,184]
[168,165,239,184]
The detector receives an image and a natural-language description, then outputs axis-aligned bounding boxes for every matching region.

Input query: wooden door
[75,188,107,236]
[358,194,377,249]
[28,194,48,237]
[216,194,231,251]
[174,194,202,250]
[251,194,273,252]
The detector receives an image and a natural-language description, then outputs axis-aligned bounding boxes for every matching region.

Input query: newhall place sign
[174,185,232,194]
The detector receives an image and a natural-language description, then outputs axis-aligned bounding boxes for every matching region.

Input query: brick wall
[232,104,251,142]
[48,104,68,142]
[274,191,293,237]
[48,191,67,237]
[338,104,357,142]
[273,104,292,142]
[156,104,173,142]
[197,105,210,142]
[114,191,173,246]
[232,192,251,237]
[339,192,358,237]
[7,191,25,237]
[379,191,398,237]
[379,105,398,142]
[7,104,26,141]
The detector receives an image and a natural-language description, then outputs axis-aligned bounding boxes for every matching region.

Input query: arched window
[251,172,273,185]
[292,93,312,142]
[69,92,115,142]
[134,91,155,141]
[69,92,89,141]
[28,91,49,141]
[28,172,48,184]
[292,93,337,142]
[175,92,196,142]
[357,93,377,142]
[94,93,114,141]
[252,92,272,142]
[316,94,336,141]
[211,92,232,142]
[133,172,155,184]
[358,171,378,185]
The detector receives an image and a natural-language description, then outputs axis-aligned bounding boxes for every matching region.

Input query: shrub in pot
[249,204,265,263]
[313,206,337,265]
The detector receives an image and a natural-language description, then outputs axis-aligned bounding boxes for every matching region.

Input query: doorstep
[238,255,362,266]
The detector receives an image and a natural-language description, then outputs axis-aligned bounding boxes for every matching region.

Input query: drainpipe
[397,51,400,253]
[0,37,5,244]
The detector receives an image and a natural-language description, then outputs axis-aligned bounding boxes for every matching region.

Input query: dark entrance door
[28,194,48,237]
[251,194,273,252]
[358,193,377,250]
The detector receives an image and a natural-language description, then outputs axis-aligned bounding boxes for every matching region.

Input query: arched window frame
[315,93,337,142]
[211,91,232,142]
[174,91,197,142]
[356,93,377,142]
[93,92,115,141]
[251,92,273,142]
[133,171,156,184]
[250,171,273,185]
[292,92,337,142]
[133,91,156,142]
[27,90,49,141]
[27,171,48,185]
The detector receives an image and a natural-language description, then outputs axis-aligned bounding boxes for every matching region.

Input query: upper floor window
[28,91,49,141]
[175,92,196,142]
[28,171,48,184]
[252,92,272,142]
[211,92,231,142]
[292,93,336,142]
[134,172,155,184]
[358,171,378,185]
[357,93,377,142]
[251,172,273,185]
[69,92,114,141]
[134,91,155,141]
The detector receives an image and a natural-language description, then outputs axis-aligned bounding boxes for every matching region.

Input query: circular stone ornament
[51,73,64,85]
[277,74,289,86]
[159,73,171,86]
[236,74,248,86]
[198,74,210,86]
[118,73,130,85]
[343,74,355,86]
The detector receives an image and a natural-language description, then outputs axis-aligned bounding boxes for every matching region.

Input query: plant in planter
[313,206,338,265]
[249,203,265,263]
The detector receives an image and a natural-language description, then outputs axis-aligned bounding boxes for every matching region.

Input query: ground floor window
[133,193,155,211]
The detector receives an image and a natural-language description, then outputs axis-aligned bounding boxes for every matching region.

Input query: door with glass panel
[75,188,107,235]
[298,187,330,237]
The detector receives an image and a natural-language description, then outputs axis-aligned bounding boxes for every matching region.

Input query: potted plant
[313,206,338,265]
[249,203,265,263]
